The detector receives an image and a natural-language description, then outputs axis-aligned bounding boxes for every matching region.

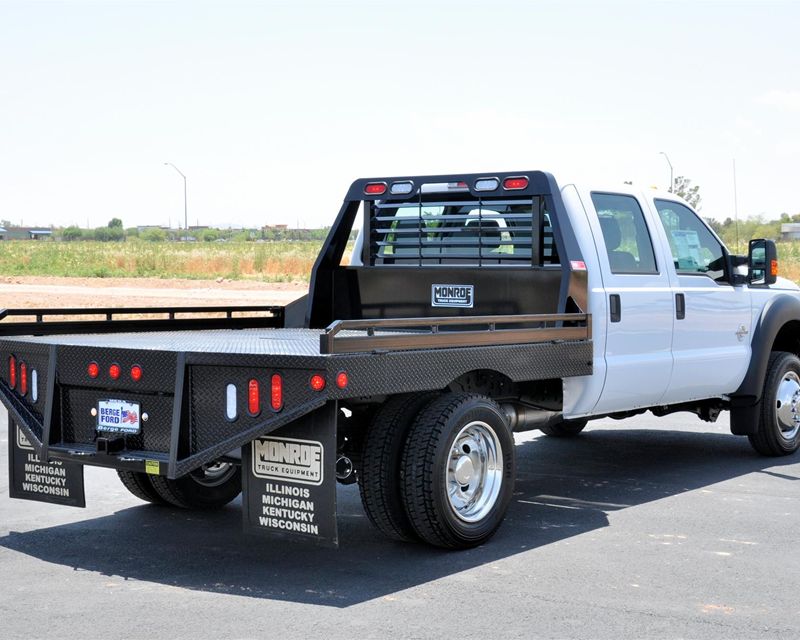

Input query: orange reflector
[503,176,529,190]
[9,355,16,389]
[364,182,387,195]
[310,374,326,392]
[19,362,27,396]
[271,374,283,411]
[335,371,349,389]
[248,379,260,415]
[88,362,99,379]
[109,363,121,380]
[130,365,143,382]
[771,259,778,277]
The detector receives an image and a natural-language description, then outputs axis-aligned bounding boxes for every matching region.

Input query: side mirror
[748,238,778,285]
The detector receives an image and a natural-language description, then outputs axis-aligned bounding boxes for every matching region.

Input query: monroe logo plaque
[431,284,474,308]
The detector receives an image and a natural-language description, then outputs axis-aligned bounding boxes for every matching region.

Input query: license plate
[97,399,141,434]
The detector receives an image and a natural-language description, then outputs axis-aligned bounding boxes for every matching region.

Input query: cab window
[654,199,726,280]
[591,193,657,274]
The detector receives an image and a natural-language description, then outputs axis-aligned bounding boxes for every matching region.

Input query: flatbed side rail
[0,305,285,337]
[320,313,591,354]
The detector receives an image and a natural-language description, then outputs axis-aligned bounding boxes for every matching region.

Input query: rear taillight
[309,374,326,392]
[130,365,142,382]
[9,355,16,389]
[88,362,99,379]
[271,374,283,411]
[335,371,349,389]
[19,362,28,396]
[109,363,121,380]
[248,379,260,416]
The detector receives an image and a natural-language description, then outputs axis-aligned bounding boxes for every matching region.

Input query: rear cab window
[590,193,658,274]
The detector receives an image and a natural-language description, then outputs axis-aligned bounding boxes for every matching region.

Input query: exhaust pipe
[501,404,563,433]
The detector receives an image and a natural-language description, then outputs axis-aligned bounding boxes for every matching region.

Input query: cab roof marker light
[474,178,499,192]
[390,181,414,195]
[503,176,529,190]
[364,182,387,195]
[226,384,237,421]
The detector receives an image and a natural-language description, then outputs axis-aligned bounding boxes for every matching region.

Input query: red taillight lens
[503,176,529,190]
[335,371,349,389]
[9,355,16,389]
[88,362,99,379]
[19,362,27,396]
[364,182,387,195]
[271,374,283,411]
[130,365,142,382]
[309,374,326,392]
[248,379,260,415]
[109,363,121,380]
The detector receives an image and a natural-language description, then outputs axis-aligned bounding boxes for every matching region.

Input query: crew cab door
[648,199,752,403]
[587,192,675,414]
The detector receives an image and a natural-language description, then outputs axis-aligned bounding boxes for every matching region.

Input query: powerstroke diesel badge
[432,284,474,308]
[252,436,324,486]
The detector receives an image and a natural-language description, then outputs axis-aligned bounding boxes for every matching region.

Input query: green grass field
[1,239,799,283]
[0,240,326,281]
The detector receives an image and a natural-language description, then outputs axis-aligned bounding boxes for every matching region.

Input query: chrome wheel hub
[775,371,800,441]
[192,461,235,487]
[445,421,503,523]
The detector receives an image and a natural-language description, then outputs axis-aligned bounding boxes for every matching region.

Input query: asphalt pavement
[1,408,799,639]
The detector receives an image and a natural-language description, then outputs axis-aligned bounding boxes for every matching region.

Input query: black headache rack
[0,311,592,480]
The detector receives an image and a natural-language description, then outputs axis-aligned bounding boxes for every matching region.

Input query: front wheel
[401,393,515,549]
[149,462,242,509]
[749,351,800,456]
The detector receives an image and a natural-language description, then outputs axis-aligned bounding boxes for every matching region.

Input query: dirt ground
[0,276,308,310]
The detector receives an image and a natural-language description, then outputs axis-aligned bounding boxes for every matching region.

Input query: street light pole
[659,151,674,193]
[164,162,188,241]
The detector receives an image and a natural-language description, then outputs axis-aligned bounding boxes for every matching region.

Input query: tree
[61,226,83,241]
[672,176,701,210]
[108,217,123,228]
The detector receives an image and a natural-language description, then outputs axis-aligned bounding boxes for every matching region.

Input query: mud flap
[242,402,337,547]
[8,421,85,507]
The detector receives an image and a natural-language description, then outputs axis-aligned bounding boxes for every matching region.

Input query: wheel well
[771,320,800,356]
[447,370,562,409]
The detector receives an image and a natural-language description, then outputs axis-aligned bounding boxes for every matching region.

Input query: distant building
[2,227,52,240]
[781,223,800,241]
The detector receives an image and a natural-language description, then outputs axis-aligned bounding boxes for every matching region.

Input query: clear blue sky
[1,0,798,230]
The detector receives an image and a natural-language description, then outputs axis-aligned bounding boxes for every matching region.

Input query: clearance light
[310,374,326,392]
[248,379,261,416]
[9,355,16,389]
[503,176,529,190]
[31,369,38,403]
[130,365,143,382]
[19,362,28,396]
[226,384,237,421]
[335,371,349,389]
[271,374,283,411]
[88,362,99,379]
[109,363,121,380]
[364,182,387,195]
[474,178,499,192]
[390,181,414,195]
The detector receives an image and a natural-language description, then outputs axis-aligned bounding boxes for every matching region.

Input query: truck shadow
[2,426,798,608]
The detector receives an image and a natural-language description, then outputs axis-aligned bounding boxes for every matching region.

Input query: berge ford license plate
[97,399,141,434]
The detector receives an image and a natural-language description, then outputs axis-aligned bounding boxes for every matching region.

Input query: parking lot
[2,408,799,639]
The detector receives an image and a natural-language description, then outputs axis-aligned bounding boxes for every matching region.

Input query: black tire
[748,351,800,456]
[358,393,438,542]
[149,462,242,509]
[540,418,588,438]
[117,470,167,504]
[401,393,515,549]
